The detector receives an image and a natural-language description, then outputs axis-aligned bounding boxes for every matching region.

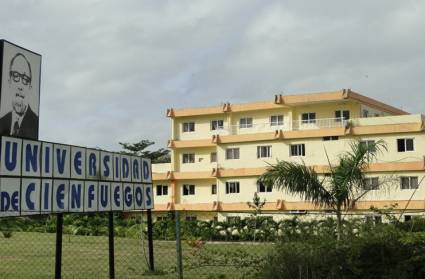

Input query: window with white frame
[258,182,272,192]
[211,184,217,195]
[270,115,284,126]
[225,182,240,194]
[239,117,253,128]
[363,177,379,190]
[211,120,224,131]
[182,153,195,164]
[397,138,414,152]
[182,122,195,132]
[257,145,272,158]
[301,113,316,124]
[226,148,240,159]
[183,184,195,195]
[156,185,168,196]
[290,144,305,156]
[335,110,350,122]
[400,176,418,190]
[210,152,217,163]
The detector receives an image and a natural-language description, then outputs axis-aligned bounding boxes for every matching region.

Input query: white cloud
[0,0,424,151]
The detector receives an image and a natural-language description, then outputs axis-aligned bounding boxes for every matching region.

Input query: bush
[259,224,425,279]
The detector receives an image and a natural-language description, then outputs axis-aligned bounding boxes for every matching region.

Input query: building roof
[166,89,408,118]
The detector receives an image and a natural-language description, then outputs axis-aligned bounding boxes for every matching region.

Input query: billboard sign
[0,136,154,217]
[0,40,41,140]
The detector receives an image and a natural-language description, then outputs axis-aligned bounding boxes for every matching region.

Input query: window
[211,120,224,131]
[397,138,414,152]
[210,152,217,163]
[270,115,284,126]
[258,182,272,193]
[225,182,240,194]
[290,144,305,156]
[156,185,168,196]
[365,215,382,224]
[363,110,369,118]
[182,153,195,164]
[185,216,197,222]
[400,176,418,190]
[211,184,217,195]
[363,177,379,190]
[183,184,195,195]
[257,145,272,158]
[404,215,412,222]
[335,110,350,121]
[156,216,167,222]
[301,113,316,124]
[183,122,195,132]
[323,136,339,141]
[226,148,240,160]
[239,117,253,128]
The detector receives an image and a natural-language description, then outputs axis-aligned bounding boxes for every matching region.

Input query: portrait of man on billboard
[0,40,41,140]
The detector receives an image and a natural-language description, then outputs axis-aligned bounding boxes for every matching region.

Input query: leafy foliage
[259,140,388,240]
[119,139,170,163]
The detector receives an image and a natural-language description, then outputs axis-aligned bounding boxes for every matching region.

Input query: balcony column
[171,180,178,205]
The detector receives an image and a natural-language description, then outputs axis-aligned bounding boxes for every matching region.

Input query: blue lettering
[25,183,36,210]
[89,153,97,176]
[122,158,129,179]
[124,186,132,207]
[43,182,50,210]
[135,186,143,207]
[113,185,121,207]
[11,191,19,211]
[146,186,152,207]
[88,184,95,208]
[71,183,82,209]
[44,146,50,174]
[133,159,139,180]
[5,141,18,171]
[143,161,150,180]
[1,192,10,211]
[114,157,120,178]
[100,184,109,207]
[103,155,110,177]
[74,151,82,175]
[25,144,39,173]
[56,148,67,174]
[56,184,65,209]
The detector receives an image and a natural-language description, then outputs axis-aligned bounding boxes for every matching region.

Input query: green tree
[247,192,266,241]
[119,139,170,163]
[259,140,387,241]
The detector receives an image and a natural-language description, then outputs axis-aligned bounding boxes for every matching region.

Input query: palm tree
[258,140,387,241]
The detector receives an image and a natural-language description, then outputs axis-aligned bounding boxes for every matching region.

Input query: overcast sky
[1,0,424,151]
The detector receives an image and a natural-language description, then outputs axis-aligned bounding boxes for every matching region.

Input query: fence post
[175,211,183,279]
[147,209,154,271]
[108,212,115,279]
[55,213,63,279]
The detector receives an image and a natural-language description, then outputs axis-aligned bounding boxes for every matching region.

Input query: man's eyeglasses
[9,71,31,86]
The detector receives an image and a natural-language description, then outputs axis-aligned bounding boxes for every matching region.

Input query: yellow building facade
[152,89,425,222]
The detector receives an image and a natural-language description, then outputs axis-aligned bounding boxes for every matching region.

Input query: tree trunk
[336,205,342,242]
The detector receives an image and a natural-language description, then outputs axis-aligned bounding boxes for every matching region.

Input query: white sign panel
[0,136,153,217]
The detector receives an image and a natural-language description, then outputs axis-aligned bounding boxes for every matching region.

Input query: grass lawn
[0,232,271,278]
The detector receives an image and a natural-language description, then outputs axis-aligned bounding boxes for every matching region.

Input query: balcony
[215,118,348,136]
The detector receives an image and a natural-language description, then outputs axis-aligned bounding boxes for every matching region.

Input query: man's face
[9,55,31,116]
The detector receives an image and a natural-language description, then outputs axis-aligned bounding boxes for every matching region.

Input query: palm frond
[259,161,334,207]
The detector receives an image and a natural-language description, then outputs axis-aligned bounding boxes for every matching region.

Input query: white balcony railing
[214,118,348,136]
